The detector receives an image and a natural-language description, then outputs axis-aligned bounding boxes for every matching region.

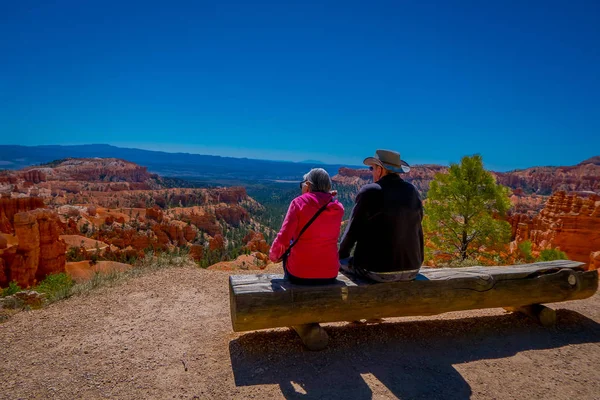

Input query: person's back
[339,149,423,282]
[270,168,344,284]
[346,175,423,272]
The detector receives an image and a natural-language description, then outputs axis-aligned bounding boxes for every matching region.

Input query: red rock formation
[32,158,155,183]
[589,251,600,271]
[131,234,152,251]
[507,213,533,242]
[209,234,225,251]
[242,230,270,254]
[0,210,10,234]
[2,209,67,287]
[21,170,46,184]
[189,244,204,261]
[495,163,600,195]
[151,225,172,246]
[210,187,247,204]
[187,214,221,237]
[0,197,46,233]
[215,205,249,227]
[337,167,372,180]
[146,206,164,223]
[183,225,197,242]
[0,172,18,185]
[97,228,156,251]
[514,191,600,263]
[0,258,6,287]
[36,211,67,280]
[207,253,268,271]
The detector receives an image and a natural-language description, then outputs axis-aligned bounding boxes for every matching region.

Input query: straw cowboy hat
[363,149,411,173]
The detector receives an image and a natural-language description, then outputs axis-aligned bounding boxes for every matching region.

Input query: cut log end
[292,323,329,351]
[505,304,557,327]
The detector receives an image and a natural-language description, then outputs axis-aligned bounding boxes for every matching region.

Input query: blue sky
[0,0,599,171]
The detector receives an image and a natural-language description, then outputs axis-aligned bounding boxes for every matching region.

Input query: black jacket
[339,174,424,272]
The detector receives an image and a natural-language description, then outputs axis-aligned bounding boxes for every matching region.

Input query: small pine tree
[518,240,535,263]
[424,155,512,262]
[537,248,569,262]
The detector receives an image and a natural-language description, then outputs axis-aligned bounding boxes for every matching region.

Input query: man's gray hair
[303,168,332,193]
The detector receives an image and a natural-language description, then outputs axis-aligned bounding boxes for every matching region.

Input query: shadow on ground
[229,309,600,400]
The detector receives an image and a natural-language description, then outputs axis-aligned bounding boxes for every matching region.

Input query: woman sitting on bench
[269,168,344,285]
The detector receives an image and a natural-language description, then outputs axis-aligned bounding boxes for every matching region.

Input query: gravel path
[1,266,599,399]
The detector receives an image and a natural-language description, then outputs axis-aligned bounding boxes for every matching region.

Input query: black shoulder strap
[282,198,333,259]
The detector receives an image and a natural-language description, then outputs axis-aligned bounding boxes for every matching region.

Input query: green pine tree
[424,155,512,262]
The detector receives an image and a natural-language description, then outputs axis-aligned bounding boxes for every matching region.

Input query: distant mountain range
[1,145,598,194]
[0,144,360,181]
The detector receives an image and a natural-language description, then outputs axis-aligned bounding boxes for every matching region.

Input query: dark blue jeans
[283,258,337,285]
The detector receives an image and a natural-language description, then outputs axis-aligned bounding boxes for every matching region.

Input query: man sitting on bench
[339,149,424,282]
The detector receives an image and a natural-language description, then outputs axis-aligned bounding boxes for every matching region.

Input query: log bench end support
[504,304,557,327]
[292,323,329,351]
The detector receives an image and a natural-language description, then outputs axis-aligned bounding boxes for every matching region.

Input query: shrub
[66,246,87,262]
[34,273,74,302]
[537,248,569,262]
[518,240,535,263]
[1,281,22,297]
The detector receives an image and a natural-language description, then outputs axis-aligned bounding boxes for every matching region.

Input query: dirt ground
[1,265,599,400]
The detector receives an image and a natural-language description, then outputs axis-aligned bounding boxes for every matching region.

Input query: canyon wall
[510,191,600,265]
[0,197,46,233]
[0,209,66,287]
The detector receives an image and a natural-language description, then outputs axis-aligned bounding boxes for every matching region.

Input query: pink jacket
[269,192,344,279]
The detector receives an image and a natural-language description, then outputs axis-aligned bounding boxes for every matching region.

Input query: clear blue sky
[1,0,599,170]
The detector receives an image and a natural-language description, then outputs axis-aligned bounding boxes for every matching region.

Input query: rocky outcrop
[209,234,225,251]
[186,213,221,237]
[0,258,6,287]
[215,205,248,227]
[146,207,164,223]
[21,170,47,184]
[589,251,600,271]
[512,192,600,264]
[210,187,247,204]
[0,209,67,287]
[207,253,268,271]
[495,163,600,195]
[242,231,270,254]
[0,197,46,233]
[31,158,156,183]
[337,167,372,180]
[189,244,204,261]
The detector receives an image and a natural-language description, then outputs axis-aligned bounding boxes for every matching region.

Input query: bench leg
[504,304,557,327]
[292,323,329,351]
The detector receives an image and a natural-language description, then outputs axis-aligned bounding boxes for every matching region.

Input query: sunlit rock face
[495,158,600,195]
[0,197,46,234]
[0,209,67,287]
[511,191,600,265]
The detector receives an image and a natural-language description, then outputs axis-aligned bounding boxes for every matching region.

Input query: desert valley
[0,150,599,292]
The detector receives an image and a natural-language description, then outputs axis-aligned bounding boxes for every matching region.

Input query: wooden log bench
[229,261,598,350]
